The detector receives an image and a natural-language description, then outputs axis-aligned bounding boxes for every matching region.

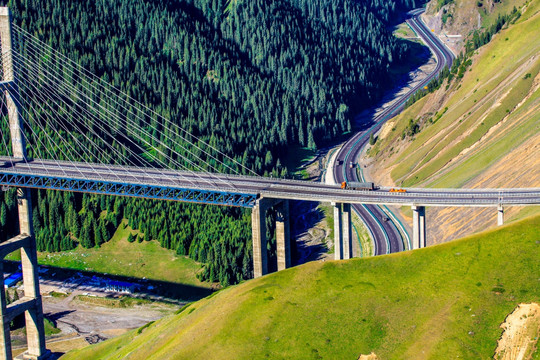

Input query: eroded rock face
[423,0,516,54]
[494,303,540,360]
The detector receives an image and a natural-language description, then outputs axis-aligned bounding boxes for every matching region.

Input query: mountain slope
[61,214,540,359]
[423,0,530,54]
[370,0,540,243]
[3,0,428,286]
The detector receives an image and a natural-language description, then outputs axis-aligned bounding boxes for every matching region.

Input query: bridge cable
[6,81,80,179]
[6,37,108,180]
[13,40,240,190]
[12,43,233,191]
[11,53,216,191]
[0,54,58,176]
[0,95,15,169]
[9,67,111,181]
[8,48,194,188]
[5,42,125,182]
[3,48,98,181]
[0,97,16,168]
[13,25,258,178]
[8,52,150,184]
[0,87,55,177]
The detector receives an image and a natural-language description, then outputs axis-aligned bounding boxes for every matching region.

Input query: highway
[332,9,455,255]
[0,157,538,208]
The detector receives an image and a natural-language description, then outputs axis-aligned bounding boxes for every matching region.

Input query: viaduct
[0,7,537,359]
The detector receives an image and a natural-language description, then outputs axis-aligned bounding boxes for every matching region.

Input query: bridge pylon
[0,7,50,359]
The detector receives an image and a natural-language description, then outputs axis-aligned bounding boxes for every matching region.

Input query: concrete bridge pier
[412,205,426,249]
[332,203,342,260]
[252,199,268,278]
[1,236,49,360]
[497,205,504,226]
[0,191,49,359]
[332,202,352,260]
[342,203,352,259]
[0,8,50,359]
[19,189,48,360]
[252,198,291,278]
[275,200,291,271]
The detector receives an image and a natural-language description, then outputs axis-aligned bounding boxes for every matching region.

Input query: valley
[0,0,538,358]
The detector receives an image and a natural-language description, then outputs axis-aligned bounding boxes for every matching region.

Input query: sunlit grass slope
[370,0,540,238]
[373,0,540,190]
[8,220,212,295]
[35,221,208,287]
[62,214,540,359]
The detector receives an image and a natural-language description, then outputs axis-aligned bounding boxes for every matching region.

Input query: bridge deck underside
[0,171,257,207]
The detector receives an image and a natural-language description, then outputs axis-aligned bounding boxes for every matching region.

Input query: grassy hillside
[61,214,540,359]
[370,0,540,242]
[35,221,209,288]
[8,220,213,297]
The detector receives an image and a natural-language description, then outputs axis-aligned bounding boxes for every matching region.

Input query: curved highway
[333,9,455,256]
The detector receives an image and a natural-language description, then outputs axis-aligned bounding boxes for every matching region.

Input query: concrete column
[1,9,49,358]
[252,199,268,278]
[0,7,26,159]
[342,203,352,259]
[22,246,47,359]
[333,202,342,260]
[275,200,291,271]
[412,205,426,249]
[497,205,504,226]
[24,306,47,359]
[15,192,47,359]
[0,261,13,360]
[0,315,11,360]
[17,188,34,236]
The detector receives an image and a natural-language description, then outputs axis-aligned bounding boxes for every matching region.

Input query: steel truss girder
[0,172,257,207]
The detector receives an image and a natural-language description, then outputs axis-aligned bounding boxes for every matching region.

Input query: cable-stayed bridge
[0,7,538,360]
[1,157,539,208]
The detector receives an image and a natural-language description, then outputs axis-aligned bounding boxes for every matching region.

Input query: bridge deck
[0,157,538,207]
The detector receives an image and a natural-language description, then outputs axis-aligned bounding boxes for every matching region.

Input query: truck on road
[341,181,376,190]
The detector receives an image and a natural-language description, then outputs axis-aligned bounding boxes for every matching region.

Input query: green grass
[404,60,539,187]
[352,209,373,257]
[318,203,334,251]
[512,205,540,224]
[61,214,540,360]
[44,318,61,336]
[11,318,60,338]
[480,0,529,28]
[74,295,152,308]
[393,23,416,39]
[428,90,540,188]
[400,205,413,219]
[25,220,211,289]
[49,291,69,299]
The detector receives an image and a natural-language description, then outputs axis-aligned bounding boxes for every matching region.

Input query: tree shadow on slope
[353,39,432,132]
[290,200,327,265]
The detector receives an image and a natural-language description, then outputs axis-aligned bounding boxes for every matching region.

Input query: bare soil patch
[358,353,378,360]
[494,303,540,360]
